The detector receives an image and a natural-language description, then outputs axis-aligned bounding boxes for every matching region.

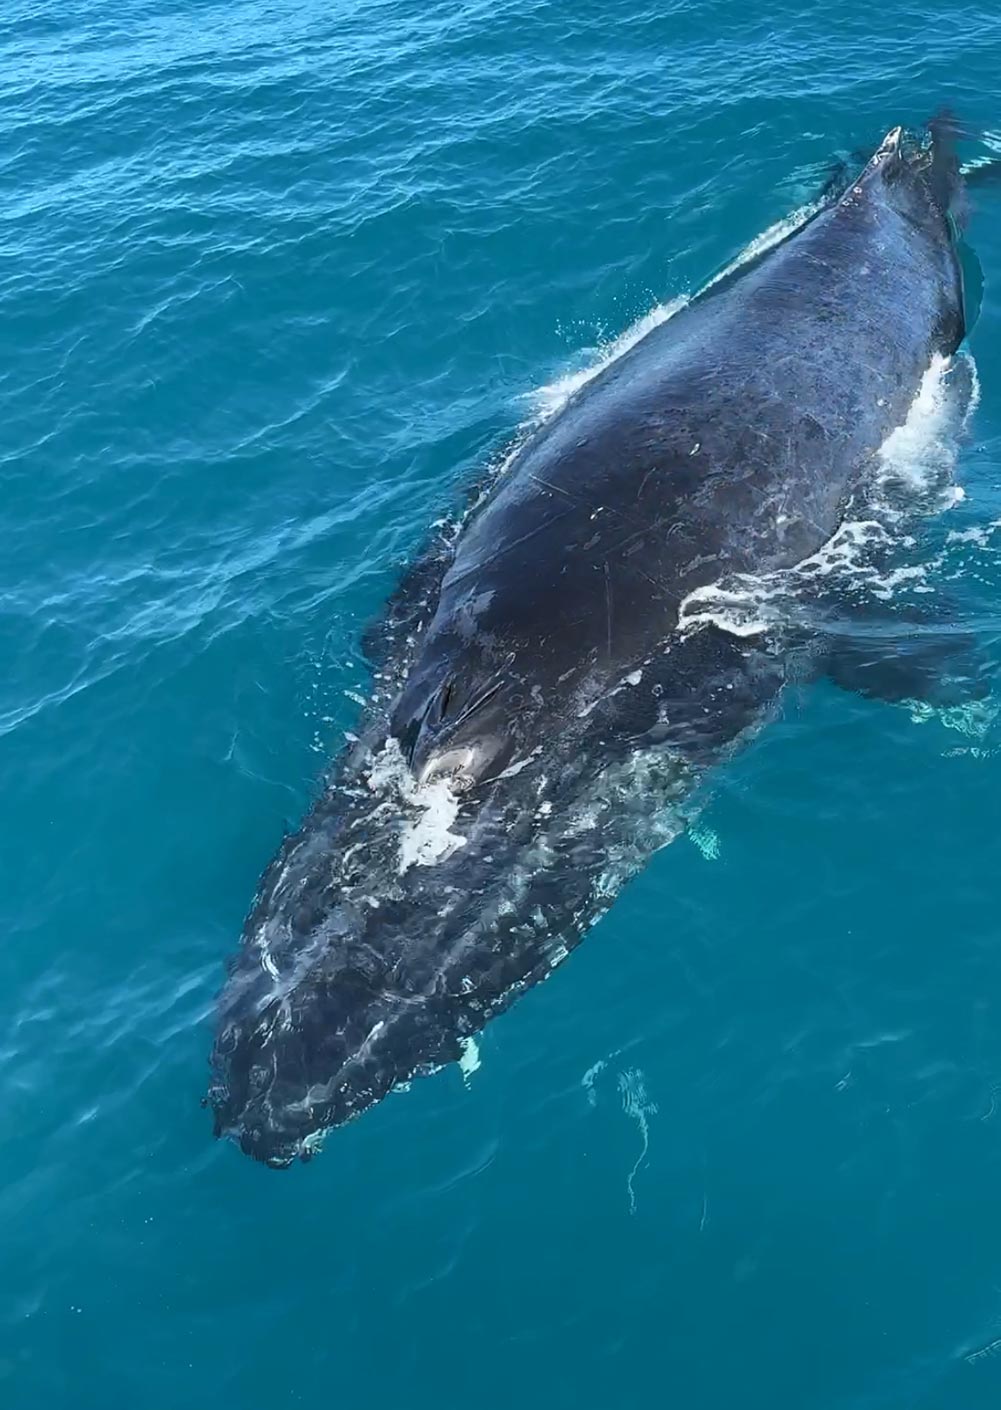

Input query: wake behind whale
[209,123,985,1166]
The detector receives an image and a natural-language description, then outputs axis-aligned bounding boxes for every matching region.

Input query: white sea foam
[702,199,822,288]
[531,298,689,422]
[946,518,1001,549]
[365,738,468,873]
[676,352,979,640]
[870,353,978,516]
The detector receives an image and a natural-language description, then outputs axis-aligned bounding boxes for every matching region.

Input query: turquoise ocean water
[4,2,1001,1405]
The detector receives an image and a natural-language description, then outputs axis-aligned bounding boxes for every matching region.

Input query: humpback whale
[209,123,979,1165]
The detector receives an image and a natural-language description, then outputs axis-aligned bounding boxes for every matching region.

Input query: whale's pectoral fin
[819,622,991,709]
[959,235,984,336]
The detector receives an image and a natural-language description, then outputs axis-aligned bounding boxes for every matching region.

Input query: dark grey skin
[209,126,969,1165]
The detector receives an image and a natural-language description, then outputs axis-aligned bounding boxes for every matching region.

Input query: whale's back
[391,128,965,785]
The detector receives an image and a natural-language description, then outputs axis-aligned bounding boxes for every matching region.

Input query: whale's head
[861,121,963,246]
[208,908,389,1167]
[208,893,469,1167]
[208,640,537,1166]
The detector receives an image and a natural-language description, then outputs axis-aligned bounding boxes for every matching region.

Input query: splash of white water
[365,738,468,873]
[676,353,979,640]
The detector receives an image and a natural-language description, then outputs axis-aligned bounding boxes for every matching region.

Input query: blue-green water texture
[5,2,1001,1406]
